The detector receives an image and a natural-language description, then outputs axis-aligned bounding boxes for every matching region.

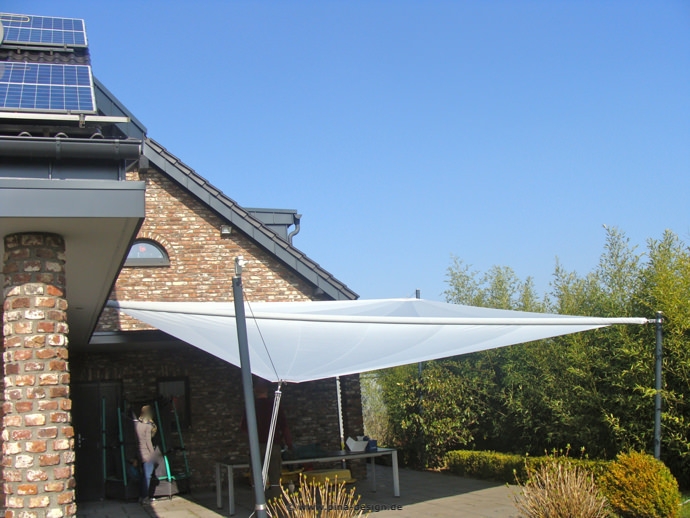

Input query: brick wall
[71,344,364,489]
[83,168,365,489]
[97,170,326,333]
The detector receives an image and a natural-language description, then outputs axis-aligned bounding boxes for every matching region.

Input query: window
[124,239,169,267]
[157,377,190,430]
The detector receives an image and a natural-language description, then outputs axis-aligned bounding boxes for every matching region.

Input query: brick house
[73,142,364,501]
[0,11,362,516]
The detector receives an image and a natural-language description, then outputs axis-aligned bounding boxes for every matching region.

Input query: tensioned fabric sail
[107,298,649,383]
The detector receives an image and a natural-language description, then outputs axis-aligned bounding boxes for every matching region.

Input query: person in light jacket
[134,405,158,504]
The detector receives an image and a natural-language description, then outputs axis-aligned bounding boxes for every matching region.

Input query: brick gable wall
[97,170,327,333]
[78,168,364,491]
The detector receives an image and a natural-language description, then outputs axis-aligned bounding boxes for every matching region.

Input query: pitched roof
[90,78,357,301]
[142,138,357,301]
[94,78,147,140]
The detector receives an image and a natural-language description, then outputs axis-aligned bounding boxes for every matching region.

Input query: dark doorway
[72,381,122,502]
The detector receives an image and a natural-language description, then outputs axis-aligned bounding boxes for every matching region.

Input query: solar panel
[0,62,96,113]
[0,13,88,48]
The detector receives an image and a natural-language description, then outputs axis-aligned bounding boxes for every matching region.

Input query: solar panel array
[0,13,87,47]
[0,62,96,112]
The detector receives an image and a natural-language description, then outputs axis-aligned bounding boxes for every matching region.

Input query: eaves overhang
[0,178,146,346]
[84,329,180,352]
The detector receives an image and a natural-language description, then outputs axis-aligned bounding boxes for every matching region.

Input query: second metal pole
[654,311,663,460]
[416,289,422,377]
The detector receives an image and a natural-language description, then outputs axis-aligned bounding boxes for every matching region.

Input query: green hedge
[445,450,609,484]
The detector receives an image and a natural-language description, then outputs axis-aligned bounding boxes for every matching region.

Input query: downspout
[287,213,302,244]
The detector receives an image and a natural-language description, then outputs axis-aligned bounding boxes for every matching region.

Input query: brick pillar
[2,233,75,518]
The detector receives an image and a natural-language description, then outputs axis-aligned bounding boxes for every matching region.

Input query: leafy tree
[636,231,690,485]
[375,227,690,484]
[379,361,480,468]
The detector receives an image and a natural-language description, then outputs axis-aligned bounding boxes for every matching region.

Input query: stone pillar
[2,233,75,518]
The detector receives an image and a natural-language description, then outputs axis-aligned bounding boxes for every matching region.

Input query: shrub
[447,450,525,482]
[267,473,368,518]
[514,451,611,518]
[601,451,681,518]
[446,449,609,485]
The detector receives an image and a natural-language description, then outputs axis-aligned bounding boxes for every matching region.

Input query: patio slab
[77,465,519,518]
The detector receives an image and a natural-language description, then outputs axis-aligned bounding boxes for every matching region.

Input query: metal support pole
[233,257,268,518]
[415,289,425,468]
[654,311,663,460]
[262,383,282,489]
[336,376,345,452]
[336,376,347,469]
[416,289,422,377]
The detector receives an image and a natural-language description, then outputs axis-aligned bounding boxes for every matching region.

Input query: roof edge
[93,77,147,140]
[142,138,358,301]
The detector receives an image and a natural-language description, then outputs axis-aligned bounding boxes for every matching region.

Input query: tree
[376,228,690,484]
[637,231,690,485]
[379,362,480,468]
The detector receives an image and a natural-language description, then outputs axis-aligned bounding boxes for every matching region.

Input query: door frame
[72,380,123,502]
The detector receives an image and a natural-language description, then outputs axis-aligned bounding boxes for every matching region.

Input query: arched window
[124,239,170,267]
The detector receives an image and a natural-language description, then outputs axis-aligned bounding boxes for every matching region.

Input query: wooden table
[215,448,400,515]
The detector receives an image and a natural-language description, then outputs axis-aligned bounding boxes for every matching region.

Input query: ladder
[153,399,191,498]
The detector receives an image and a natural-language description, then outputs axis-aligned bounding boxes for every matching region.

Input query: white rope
[245,297,280,382]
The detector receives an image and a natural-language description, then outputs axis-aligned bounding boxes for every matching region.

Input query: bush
[446,449,609,485]
[514,452,611,518]
[446,450,525,482]
[601,451,681,518]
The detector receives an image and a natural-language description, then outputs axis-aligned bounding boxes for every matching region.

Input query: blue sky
[6,1,689,302]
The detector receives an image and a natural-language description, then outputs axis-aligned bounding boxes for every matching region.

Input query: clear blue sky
[6,1,689,301]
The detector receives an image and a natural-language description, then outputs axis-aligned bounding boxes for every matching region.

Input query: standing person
[134,405,158,505]
[241,377,293,500]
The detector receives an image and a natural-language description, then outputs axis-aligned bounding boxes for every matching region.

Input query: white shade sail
[107,299,649,383]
